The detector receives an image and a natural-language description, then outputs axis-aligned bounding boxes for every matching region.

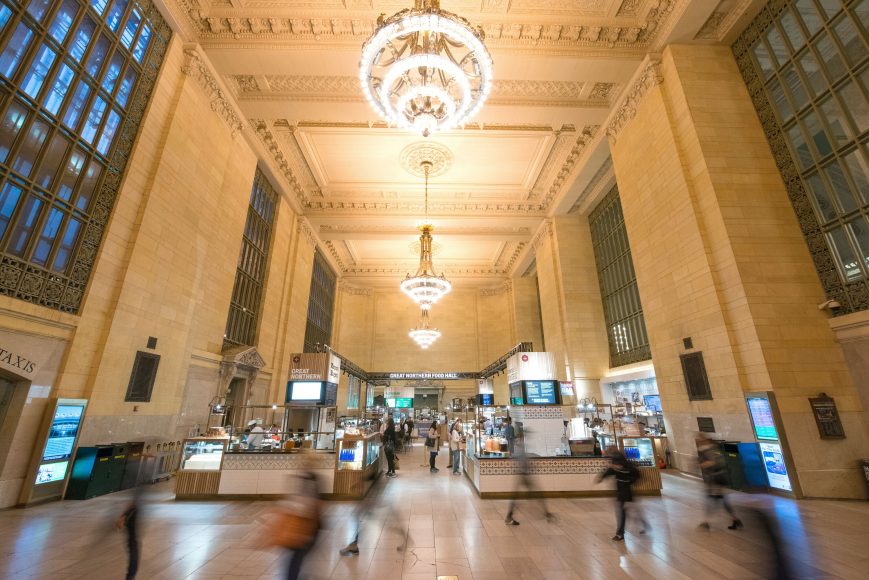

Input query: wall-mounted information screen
[394,398,413,408]
[36,461,69,485]
[290,381,322,400]
[42,405,85,462]
[524,380,558,405]
[747,397,778,440]
[759,442,792,492]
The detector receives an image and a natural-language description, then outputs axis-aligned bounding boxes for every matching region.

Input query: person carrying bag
[264,470,321,579]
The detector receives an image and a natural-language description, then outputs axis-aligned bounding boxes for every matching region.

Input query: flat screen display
[394,397,413,408]
[624,447,640,461]
[509,383,524,405]
[477,393,494,406]
[643,395,662,413]
[36,461,69,485]
[385,398,396,407]
[524,380,558,405]
[42,405,85,462]
[747,397,778,440]
[291,381,323,401]
[339,447,356,462]
[759,442,792,491]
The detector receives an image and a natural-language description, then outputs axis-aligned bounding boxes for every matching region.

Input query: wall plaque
[697,416,715,433]
[809,394,845,439]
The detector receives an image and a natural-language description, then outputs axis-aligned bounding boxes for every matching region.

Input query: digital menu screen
[42,405,85,462]
[289,381,322,401]
[524,380,558,405]
[509,383,524,406]
[747,397,778,440]
[759,442,792,492]
[36,461,69,485]
[643,395,662,413]
[394,397,413,408]
[477,394,494,406]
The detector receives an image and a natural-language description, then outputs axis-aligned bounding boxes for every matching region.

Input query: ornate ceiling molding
[504,242,528,273]
[399,142,454,178]
[323,239,346,270]
[171,0,683,55]
[250,119,311,207]
[480,280,513,296]
[296,218,318,248]
[305,200,547,215]
[530,219,554,253]
[539,125,600,209]
[319,224,532,235]
[229,75,616,108]
[606,56,663,143]
[337,280,372,296]
[694,0,754,42]
[569,156,615,214]
[616,0,642,17]
[181,47,245,136]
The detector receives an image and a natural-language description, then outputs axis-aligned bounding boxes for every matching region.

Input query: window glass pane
[133,23,150,62]
[49,0,80,43]
[116,67,136,107]
[816,0,842,18]
[815,33,847,82]
[837,80,868,134]
[85,33,110,78]
[841,149,868,205]
[90,0,108,16]
[75,159,101,211]
[786,123,814,168]
[26,0,53,22]
[819,96,854,146]
[106,0,129,32]
[36,132,68,188]
[11,117,49,176]
[57,148,85,201]
[832,15,865,66]
[43,62,74,116]
[52,215,81,272]
[62,80,90,129]
[768,77,794,121]
[96,108,120,155]
[81,96,106,143]
[806,172,839,221]
[795,0,824,36]
[766,27,789,67]
[828,226,861,281]
[797,50,827,96]
[6,194,43,256]
[782,64,810,111]
[121,8,141,49]
[802,109,833,158]
[0,101,28,163]
[21,44,57,99]
[0,22,35,79]
[779,9,806,52]
[855,0,869,36]
[0,181,24,241]
[69,16,96,63]
[848,217,869,274]
[824,160,859,213]
[0,5,11,34]
[101,50,123,93]
[32,207,64,265]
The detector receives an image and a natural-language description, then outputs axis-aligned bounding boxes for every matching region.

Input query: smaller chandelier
[359,0,493,136]
[400,161,451,309]
[409,309,441,349]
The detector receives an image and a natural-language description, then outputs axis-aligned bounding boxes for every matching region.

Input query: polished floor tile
[0,448,867,580]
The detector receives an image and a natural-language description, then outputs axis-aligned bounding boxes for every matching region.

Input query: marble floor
[1,451,867,579]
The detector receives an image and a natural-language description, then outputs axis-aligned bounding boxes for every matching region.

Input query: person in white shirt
[247,421,265,449]
[449,421,466,475]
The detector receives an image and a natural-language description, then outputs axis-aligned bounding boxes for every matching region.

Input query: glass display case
[468,406,512,458]
[180,437,228,471]
[336,434,381,471]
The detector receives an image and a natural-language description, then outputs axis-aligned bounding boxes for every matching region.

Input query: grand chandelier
[359,0,493,137]
[401,161,451,309]
[409,309,441,349]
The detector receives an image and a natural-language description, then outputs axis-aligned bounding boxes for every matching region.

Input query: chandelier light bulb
[359,0,493,136]
[409,308,442,349]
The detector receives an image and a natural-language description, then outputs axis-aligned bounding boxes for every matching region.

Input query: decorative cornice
[530,220,554,253]
[480,280,512,297]
[694,0,754,42]
[250,119,310,207]
[323,240,346,271]
[569,156,615,214]
[606,57,663,142]
[616,0,642,17]
[181,47,245,136]
[540,125,599,209]
[296,218,318,248]
[305,200,547,215]
[337,280,372,296]
[505,243,528,272]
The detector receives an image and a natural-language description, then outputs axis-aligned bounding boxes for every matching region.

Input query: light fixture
[409,308,441,349]
[359,0,493,137]
[401,160,451,309]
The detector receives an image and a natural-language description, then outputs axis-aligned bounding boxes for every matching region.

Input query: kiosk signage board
[506,352,556,384]
[394,397,413,408]
[759,442,792,491]
[747,397,778,440]
[524,380,558,405]
[42,404,85,461]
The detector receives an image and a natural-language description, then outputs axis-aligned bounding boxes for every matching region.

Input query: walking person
[446,418,456,469]
[696,434,743,531]
[450,420,466,475]
[596,448,649,541]
[383,417,398,478]
[505,432,554,526]
[426,421,440,472]
[116,485,143,579]
[266,466,321,580]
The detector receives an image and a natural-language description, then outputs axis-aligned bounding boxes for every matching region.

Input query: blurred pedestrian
[596,448,648,541]
[426,421,440,472]
[696,434,743,531]
[450,420,466,475]
[503,417,516,454]
[505,433,554,526]
[266,466,321,579]
[115,485,143,579]
[340,469,405,556]
[383,417,398,478]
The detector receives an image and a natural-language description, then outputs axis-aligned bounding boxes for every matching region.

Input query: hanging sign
[507,352,556,383]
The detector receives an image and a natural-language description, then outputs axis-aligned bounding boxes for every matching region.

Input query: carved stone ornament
[606,57,664,142]
[181,48,245,136]
[480,280,512,296]
[297,218,318,248]
[250,119,309,207]
[531,220,554,253]
[337,280,372,296]
[217,346,266,400]
[400,142,454,178]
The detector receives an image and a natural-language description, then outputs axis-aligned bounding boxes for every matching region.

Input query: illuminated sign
[36,461,69,485]
[747,397,778,440]
[394,397,413,408]
[524,380,558,405]
[759,442,792,492]
[42,405,85,462]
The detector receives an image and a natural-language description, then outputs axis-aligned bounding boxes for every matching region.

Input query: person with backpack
[596,448,649,541]
[696,433,743,530]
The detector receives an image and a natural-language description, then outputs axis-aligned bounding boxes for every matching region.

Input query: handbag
[425,436,435,448]
[264,507,319,549]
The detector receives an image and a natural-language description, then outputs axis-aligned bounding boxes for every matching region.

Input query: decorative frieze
[606,57,664,142]
[530,220,554,253]
[337,280,372,296]
[296,218,318,249]
[250,119,310,208]
[181,48,245,136]
[540,125,599,209]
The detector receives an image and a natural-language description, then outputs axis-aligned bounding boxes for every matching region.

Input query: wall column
[609,45,868,498]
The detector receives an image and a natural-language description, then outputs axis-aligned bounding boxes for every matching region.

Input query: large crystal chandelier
[409,309,441,349]
[401,161,451,309]
[359,0,493,137]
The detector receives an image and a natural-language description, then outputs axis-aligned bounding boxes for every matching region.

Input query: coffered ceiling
[160,0,763,287]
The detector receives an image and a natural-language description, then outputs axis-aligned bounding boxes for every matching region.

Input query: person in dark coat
[383,417,398,477]
[596,448,649,541]
[116,485,143,579]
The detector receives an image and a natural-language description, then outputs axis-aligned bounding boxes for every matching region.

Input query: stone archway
[217,346,266,429]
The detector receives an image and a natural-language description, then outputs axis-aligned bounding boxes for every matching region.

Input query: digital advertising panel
[42,404,85,462]
[747,397,779,440]
[759,442,792,492]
